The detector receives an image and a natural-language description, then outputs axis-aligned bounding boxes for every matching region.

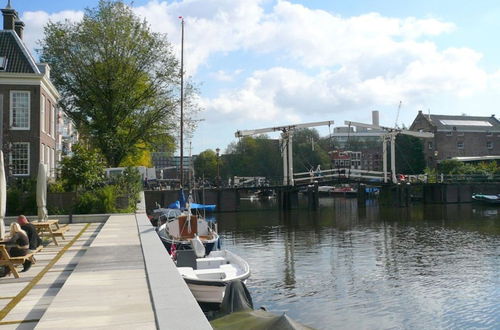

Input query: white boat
[155,207,219,255]
[176,247,251,304]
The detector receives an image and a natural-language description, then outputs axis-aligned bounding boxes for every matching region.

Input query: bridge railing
[293,168,386,184]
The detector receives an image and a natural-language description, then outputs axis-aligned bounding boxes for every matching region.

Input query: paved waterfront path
[35,215,156,329]
[0,223,102,329]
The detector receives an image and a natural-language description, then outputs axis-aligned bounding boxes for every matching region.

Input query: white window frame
[50,105,56,138]
[40,143,45,164]
[9,142,30,176]
[9,90,30,130]
[457,141,464,149]
[41,95,46,133]
[446,131,453,136]
[428,142,433,150]
[487,141,493,149]
[50,148,55,177]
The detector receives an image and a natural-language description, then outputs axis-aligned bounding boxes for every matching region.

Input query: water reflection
[217,199,500,329]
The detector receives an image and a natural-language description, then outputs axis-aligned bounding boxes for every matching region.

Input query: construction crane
[394,101,402,129]
[344,121,433,183]
[235,120,334,186]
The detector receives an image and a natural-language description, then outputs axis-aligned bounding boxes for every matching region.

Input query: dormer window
[0,57,7,71]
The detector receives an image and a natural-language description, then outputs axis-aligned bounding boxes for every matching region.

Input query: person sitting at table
[0,222,29,277]
[17,215,42,272]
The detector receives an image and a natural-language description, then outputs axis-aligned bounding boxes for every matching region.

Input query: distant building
[152,154,197,180]
[0,3,60,179]
[331,110,384,171]
[410,111,500,168]
[57,110,78,159]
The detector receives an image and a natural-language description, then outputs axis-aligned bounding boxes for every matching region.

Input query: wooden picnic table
[33,220,69,246]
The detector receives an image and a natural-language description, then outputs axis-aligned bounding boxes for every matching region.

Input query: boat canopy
[167,200,216,211]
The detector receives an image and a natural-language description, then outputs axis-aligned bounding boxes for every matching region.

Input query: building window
[486,131,493,137]
[10,142,30,176]
[41,95,45,133]
[50,148,55,177]
[457,141,464,149]
[51,105,56,137]
[0,56,7,71]
[487,141,493,149]
[40,143,45,163]
[428,142,433,150]
[446,131,453,136]
[10,91,30,129]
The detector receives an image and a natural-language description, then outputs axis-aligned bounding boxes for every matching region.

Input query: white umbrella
[0,151,6,239]
[36,163,48,222]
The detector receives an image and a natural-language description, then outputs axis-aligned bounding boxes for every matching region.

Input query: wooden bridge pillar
[357,183,366,207]
[379,184,410,207]
[306,183,319,210]
[278,187,299,210]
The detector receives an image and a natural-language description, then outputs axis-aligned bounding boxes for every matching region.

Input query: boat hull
[184,278,249,304]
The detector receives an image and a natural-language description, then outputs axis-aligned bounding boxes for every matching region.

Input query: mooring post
[357,183,366,207]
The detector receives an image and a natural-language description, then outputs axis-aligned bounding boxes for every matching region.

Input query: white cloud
[21,10,84,56]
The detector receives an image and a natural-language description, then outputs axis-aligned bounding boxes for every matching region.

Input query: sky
[8,0,500,154]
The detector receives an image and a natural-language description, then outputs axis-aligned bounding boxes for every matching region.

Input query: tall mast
[179,17,184,188]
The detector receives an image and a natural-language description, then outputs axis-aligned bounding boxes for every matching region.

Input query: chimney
[1,1,17,31]
[14,19,23,39]
[372,110,379,126]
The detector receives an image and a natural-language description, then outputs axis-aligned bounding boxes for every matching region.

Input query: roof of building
[0,30,40,74]
[423,114,500,132]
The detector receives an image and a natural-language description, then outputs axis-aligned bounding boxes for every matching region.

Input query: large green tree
[194,149,218,180]
[292,128,330,172]
[40,0,196,166]
[395,134,425,174]
[224,136,282,181]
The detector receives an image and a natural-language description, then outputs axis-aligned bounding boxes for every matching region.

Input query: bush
[74,185,118,214]
[6,178,37,216]
[60,143,106,191]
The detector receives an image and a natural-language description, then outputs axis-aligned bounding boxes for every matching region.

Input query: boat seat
[194,268,226,280]
[196,257,226,269]
[177,267,196,278]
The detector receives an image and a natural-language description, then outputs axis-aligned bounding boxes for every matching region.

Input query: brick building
[0,3,60,179]
[410,111,500,168]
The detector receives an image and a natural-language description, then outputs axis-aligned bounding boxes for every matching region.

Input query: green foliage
[6,178,37,216]
[395,134,425,174]
[48,180,66,193]
[74,185,118,214]
[194,149,218,180]
[60,144,106,191]
[224,136,282,180]
[109,166,142,210]
[424,167,438,183]
[439,160,500,175]
[40,0,198,166]
[292,129,330,172]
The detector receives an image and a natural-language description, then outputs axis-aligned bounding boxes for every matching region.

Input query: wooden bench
[0,245,43,278]
[33,220,69,246]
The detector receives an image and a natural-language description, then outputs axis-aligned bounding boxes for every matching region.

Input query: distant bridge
[293,168,386,186]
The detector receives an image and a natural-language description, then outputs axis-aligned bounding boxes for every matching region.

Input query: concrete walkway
[0,223,102,329]
[35,215,156,329]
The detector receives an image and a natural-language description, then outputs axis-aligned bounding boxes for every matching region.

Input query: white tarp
[0,151,7,239]
[36,163,48,222]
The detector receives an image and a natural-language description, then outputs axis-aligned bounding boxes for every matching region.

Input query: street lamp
[215,148,220,187]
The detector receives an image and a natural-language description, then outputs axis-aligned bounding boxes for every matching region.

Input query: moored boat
[176,248,251,304]
[155,208,219,255]
[472,193,500,204]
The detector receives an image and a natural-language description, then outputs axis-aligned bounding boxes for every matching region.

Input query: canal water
[216,198,500,329]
